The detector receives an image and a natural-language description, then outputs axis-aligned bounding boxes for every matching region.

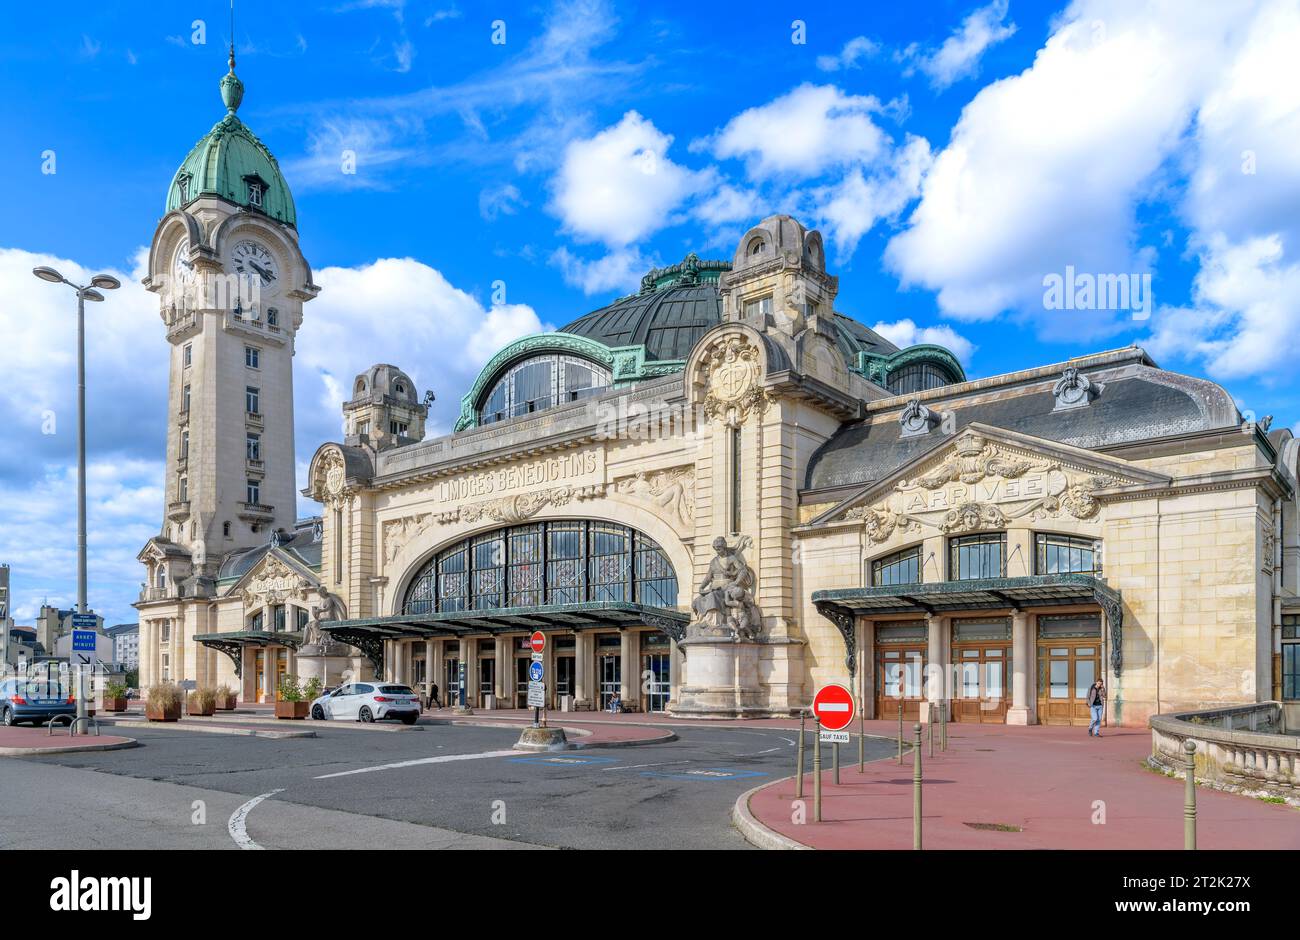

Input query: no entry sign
[530,631,546,654]
[812,683,855,732]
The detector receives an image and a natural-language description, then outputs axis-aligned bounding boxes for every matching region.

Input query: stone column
[574,631,592,710]
[424,639,435,703]
[431,639,444,706]
[1007,610,1034,725]
[494,636,511,707]
[619,630,639,711]
[455,637,474,712]
[923,613,943,722]
[859,619,875,719]
[668,639,683,710]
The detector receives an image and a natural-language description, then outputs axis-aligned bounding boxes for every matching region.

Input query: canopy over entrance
[194,630,304,678]
[321,601,690,674]
[812,574,1123,677]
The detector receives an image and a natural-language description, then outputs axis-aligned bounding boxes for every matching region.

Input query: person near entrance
[427,682,440,711]
[1086,679,1106,737]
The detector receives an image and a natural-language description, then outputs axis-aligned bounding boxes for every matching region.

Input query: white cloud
[551,246,653,295]
[885,0,1247,342]
[700,84,900,180]
[550,111,710,247]
[815,135,932,261]
[871,318,976,365]
[692,184,763,228]
[905,0,1017,91]
[817,36,881,73]
[283,117,425,191]
[479,183,526,221]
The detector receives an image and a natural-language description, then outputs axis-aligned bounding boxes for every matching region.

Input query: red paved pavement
[744,720,1300,849]
[0,725,135,754]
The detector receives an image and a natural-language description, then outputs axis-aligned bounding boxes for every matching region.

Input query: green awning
[193,630,304,679]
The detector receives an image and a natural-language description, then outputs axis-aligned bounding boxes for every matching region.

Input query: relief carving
[701,335,770,427]
[614,466,695,527]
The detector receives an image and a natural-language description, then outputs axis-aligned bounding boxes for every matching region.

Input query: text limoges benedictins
[437,450,602,502]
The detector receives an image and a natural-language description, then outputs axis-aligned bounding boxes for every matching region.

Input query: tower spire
[219,0,243,115]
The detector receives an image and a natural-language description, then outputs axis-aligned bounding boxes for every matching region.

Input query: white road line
[228,789,284,850]
[601,760,692,772]
[314,749,519,779]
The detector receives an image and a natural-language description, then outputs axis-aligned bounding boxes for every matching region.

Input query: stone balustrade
[1150,702,1299,803]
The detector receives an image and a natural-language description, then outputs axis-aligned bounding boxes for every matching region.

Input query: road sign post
[812,683,855,745]
[528,632,546,726]
[71,625,97,735]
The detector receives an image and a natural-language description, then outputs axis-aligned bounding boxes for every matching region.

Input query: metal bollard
[928,704,934,758]
[1184,739,1197,850]
[813,720,823,822]
[858,701,865,773]
[897,701,904,764]
[941,701,948,751]
[913,722,923,850]
[833,741,840,785]
[796,709,806,799]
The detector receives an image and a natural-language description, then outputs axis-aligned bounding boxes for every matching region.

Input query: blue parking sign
[528,660,544,682]
[72,630,97,652]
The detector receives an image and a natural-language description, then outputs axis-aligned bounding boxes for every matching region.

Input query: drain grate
[963,821,1022,832]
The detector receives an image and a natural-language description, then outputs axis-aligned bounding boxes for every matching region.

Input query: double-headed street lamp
[32,265,119,725]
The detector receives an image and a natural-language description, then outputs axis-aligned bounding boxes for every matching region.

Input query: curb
[0,737,140,757]
[107,720,315,739]
[731,776,811,850]
[432,716,677,748]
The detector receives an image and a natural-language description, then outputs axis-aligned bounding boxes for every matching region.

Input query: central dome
[164,52,297,228]
[559,252,901,366]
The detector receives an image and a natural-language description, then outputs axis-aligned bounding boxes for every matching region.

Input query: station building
[138,53,1300,727]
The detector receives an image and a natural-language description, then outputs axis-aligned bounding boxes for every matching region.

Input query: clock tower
[139,46,318,597]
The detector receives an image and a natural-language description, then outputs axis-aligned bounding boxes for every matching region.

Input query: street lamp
[32,265,119,727]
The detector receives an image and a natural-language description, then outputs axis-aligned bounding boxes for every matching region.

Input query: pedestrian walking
[1086,679,1106,737]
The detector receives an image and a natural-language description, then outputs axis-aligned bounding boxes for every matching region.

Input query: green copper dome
[164,51,297,228]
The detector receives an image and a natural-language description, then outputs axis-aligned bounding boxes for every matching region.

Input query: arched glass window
[1034,533,1102,576]
[403,521,677,614]
[479,354,611,425]
[887,361,954,395]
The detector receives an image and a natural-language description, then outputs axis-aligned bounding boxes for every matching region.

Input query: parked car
[310,683,420,724]
[0,678,77,727]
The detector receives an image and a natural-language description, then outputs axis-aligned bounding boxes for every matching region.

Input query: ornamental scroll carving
[242,557,313,607]
[316,449,353,510]
[614,466,695,527]
[701,335,771,427]
[839,433,1121,544]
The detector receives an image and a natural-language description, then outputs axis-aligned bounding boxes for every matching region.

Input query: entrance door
[255,651,267,703]
[643,653,670,712]
[1037,642,1100,725]
[599,655,621,710]
[554,655,575,706]
[445,658,460,707]
[951,645,1010,723]
[479,658,496,708]
[875,646,926,721]
[516,657,530,708]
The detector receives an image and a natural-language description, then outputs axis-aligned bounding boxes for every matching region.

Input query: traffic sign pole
[812,717,823,823]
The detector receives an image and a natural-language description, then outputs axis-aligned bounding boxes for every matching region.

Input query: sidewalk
[740,720,1300,850]
[0,725,137,756]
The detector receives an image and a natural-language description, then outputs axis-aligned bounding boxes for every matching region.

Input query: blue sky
[2,0,1299,627]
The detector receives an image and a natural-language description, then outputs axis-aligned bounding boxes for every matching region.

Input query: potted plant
[302,677,322,703]
[145,683,182,722]
[102,680,129,713]
[187,687,217,717]
[274,674,309,719]
[215,684,237,710]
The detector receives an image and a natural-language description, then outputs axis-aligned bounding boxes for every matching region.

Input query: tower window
[182,384,191,413]
[223,521,231,538]
[266,307,279,327]
[179,476,188,501]
[743,296,772,321]
[246,386,260,415]
[246,479,261,504]
[245,346,260,369]
[390,420,408,436]
[248,182,263,207]
[183,343,192,367]
[246,434,261,461]
[180,430,189,461]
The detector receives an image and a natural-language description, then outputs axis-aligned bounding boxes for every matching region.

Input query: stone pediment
[814,424,1170,543]
[224,550,321,606]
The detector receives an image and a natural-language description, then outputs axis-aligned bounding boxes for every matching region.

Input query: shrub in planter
[302,677,323,702]
[274,674,309,720]
[187,687,217,717]
[145,683,183,722]
[102,680,129,713]
[215,684,238,710]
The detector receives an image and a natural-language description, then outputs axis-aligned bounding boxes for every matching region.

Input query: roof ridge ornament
[899,399,941,438]
[220,1,243,116]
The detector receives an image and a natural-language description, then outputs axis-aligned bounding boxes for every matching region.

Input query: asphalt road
[0,722,897,850]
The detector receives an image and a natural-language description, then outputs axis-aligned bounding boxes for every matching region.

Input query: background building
[105,623,139,672]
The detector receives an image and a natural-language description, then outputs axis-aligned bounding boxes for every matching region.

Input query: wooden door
[951,644,1010,723]
[255,651,266,703]
[875,646,926,721]
[1037,642,1100,725]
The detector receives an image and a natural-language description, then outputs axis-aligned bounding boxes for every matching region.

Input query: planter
[187,703,215,717]
[275,700,309,720]
[145,702,181,722]
[102,697,128,713]
[215,694,237,711]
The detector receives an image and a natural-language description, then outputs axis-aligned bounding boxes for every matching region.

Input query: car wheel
[0,707,12,727]
[401,713,417,725]
[359,706,374,723]
[311,705,324,720]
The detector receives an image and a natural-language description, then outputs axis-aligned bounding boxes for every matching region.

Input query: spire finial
[220,0,243,114]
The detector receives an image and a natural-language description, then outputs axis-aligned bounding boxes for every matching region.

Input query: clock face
[172,237,195,290]
[231,239,279,287]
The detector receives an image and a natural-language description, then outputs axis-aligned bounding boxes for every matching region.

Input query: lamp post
[32,265,119,726]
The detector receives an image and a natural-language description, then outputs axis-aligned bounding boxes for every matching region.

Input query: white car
[310,682,421,724]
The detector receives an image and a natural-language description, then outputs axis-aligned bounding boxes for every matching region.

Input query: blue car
[0,677,76,727]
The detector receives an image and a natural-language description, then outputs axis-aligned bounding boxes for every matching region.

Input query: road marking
[601,759,692,772]
[228,789,284,850]
[509,755,619,766]
[314,749,518,779]
[639,768,770,782]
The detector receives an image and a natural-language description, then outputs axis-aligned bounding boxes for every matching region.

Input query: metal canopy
[193,629,305,678]
[321,601,690,675]
[812,574,1124,678]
